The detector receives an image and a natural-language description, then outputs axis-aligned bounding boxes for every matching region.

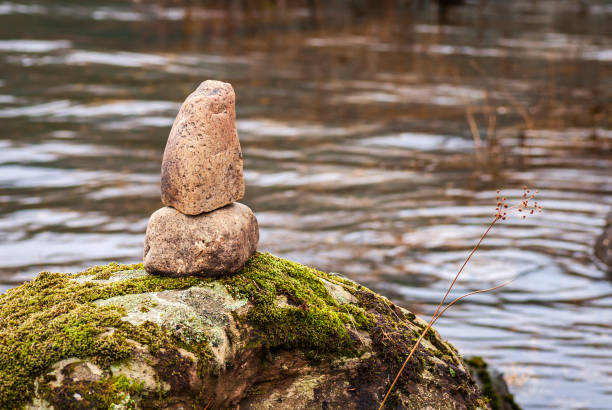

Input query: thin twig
[378,187,541,408]
[378,279,512,409]
[378,216,499,409]
[465,105,482,150]
[469,59,534,132]
[431,279,514,328]
[430,216,500,328]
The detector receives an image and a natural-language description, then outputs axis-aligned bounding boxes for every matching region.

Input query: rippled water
[1,1,611,408]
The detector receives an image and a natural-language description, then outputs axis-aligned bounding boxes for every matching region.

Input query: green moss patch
[222,252,374,361]
[0,264,211,409]
[43,374,143,410]
[467,356,521,410]
[75,262,142,280]
[353,287,429,385]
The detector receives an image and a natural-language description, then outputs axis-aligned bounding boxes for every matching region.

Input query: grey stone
[143,203,258,276]
[161,80,244,215]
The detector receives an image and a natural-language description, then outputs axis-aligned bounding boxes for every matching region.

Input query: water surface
[0,1,611,408]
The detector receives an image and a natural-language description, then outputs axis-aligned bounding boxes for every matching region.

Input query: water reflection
[0,1,611,408]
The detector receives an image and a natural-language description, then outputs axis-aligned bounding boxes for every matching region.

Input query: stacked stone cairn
[143,80,259,277]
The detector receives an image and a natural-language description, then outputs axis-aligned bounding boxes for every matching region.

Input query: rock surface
[143,203,258,277]
[1,253,495,409]
[466,357,521,410]
[161,80,244,215]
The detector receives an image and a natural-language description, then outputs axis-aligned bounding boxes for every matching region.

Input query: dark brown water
[1,1,611,408]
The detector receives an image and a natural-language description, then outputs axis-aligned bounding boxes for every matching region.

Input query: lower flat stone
[143,203,258,277]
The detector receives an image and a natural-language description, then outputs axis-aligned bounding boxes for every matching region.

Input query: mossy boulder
[1,252,490,409]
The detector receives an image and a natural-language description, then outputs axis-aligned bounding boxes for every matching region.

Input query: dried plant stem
[430,217,499,320]
[378,216,500,409]
[465,105,482,150]
[432,280,513,329]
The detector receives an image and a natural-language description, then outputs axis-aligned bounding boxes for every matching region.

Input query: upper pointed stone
[161,80,244,215]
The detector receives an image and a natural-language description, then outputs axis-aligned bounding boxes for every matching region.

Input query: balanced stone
[143,203,258,276]
[161,80,244,215]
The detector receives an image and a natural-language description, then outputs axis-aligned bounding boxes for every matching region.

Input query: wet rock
[161,80,244,215]
[594,212,612,272]
[143,203,258,276]
[466,356,522,410]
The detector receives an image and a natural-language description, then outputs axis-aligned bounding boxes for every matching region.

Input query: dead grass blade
[378,187,542,408]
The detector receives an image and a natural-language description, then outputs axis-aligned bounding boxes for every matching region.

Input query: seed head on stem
[378,187,542,409]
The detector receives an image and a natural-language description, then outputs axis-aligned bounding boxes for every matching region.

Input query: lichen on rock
[1,253,493,409]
